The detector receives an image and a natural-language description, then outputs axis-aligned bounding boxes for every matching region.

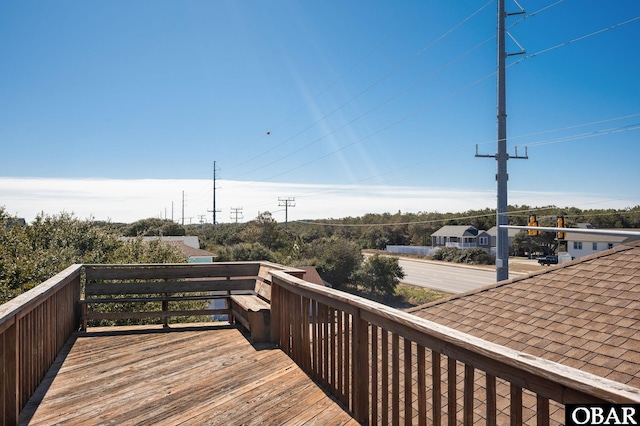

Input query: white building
[564,228,640,259]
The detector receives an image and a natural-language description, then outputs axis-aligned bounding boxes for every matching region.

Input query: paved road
[398,258,517,294]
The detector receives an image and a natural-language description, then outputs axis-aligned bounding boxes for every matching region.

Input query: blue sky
[1,1,639,223]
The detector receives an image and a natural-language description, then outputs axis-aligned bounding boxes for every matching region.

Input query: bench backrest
[83,262,305,300]
[253,264,305,303]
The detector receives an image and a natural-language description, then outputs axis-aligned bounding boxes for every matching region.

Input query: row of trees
[186,204,639,260]
[282,205,640,250]
[181,205,639,294]
[3,205,638,304]
[186,212,406,296]
[0,208,185,304]
[0,209,405,304]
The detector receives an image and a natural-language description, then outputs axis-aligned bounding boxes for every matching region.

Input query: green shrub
[432,247,494,265]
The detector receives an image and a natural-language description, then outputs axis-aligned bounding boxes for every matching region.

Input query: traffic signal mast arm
[501,226,640,237]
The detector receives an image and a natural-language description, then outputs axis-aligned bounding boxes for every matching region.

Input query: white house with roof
[389,222,640,260]
[387,225,495,256]
[430,226,491,250]
[564,228,640,259]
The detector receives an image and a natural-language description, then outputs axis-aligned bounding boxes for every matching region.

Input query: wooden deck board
[19,324,358,425]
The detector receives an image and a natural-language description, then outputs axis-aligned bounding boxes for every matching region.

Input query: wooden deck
[18,323,359,425]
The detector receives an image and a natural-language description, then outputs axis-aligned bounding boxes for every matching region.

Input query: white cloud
[0,177,635,224]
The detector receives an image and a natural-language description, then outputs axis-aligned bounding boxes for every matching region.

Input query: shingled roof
[430,225,479,238]
[407,240,640,389]
[165,240,216,259]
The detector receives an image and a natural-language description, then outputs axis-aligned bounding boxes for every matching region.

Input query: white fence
[385,245,438,256]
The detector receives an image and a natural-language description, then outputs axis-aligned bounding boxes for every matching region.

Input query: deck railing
[270,270,640,425]
[3,262,640,425]
[0,264,82,425]
[0,261,293,425]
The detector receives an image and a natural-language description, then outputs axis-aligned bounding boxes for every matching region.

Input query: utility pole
[230,207,243,224]
[476,0,526,282]
[181,191,185,226]
[278,197,295,229]
[208,161,222,225]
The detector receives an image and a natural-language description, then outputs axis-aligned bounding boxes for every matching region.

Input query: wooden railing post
[2,319,19,426]
[270,281,281,344]
[352,309,369,424]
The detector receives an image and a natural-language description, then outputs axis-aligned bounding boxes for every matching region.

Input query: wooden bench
[79,263,261,330]
[230,278,272,343]
[229,265,306,343]
[79,263,305,343]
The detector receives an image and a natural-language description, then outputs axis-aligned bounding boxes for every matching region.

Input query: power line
[238,8,640,187]
[508,0,565,30]
[228,4,612,188]
[221,109,639,216]
[509,14,640,65]
[522,123,640,148]
[228,8,418,172]
[294,202,640,229]
[473,112,640,148]
[227,1,494,180]
[227,68,496,188]
[222,3,635,188]
[219,7,640,217]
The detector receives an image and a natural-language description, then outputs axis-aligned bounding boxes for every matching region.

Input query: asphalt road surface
[398,258,516,294]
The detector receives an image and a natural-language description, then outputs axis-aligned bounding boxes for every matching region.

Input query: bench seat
[229,273,273,343]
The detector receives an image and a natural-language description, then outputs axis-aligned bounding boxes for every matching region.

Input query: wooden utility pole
[230,207,243,224]
[278,197,295,229]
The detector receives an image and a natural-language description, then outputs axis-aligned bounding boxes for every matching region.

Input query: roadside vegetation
[431,247,495,265]
[2,205,638,307]
[0,209,185,304]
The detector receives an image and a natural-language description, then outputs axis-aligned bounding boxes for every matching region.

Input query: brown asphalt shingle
[408,241,640,389]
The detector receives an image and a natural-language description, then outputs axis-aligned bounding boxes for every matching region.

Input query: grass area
[349,283,451,311]
[395,284,451,307]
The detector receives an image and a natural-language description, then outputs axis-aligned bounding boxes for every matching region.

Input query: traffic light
[557,216,565,239]
[528,215,539,236]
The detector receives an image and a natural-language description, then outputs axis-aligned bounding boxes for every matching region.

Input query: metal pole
[496,0,509,282]
[213,161,217,225]
[208,161,221,225]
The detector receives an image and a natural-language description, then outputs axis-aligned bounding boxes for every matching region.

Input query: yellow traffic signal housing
[557,216,565,239]
[528,215,539,236]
